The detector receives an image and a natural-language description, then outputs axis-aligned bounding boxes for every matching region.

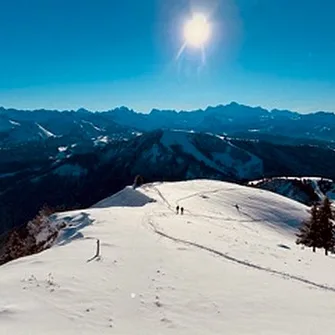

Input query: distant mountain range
[249,177,335,206]
[2,102,335,236]
[0,107,133,146]
[1,102,335,145]
[2,128,335,235]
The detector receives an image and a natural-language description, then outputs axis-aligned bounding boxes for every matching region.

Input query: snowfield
[159,130,263,179]
[36,123,56,139]
[249,177,335,205]
[2,180,335,334]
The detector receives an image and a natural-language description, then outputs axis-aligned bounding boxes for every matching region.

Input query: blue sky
[0,0,334,113]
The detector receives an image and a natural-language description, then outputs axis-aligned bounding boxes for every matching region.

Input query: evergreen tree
[296,204,322,252]
[319,197,334,256]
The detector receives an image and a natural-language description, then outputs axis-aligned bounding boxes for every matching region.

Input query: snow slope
[9,120,21,126]
[36,123,56,138]
[161,130,263,179]
[2,180,335,334]
[159,130,263,179]
[249,177,335,205]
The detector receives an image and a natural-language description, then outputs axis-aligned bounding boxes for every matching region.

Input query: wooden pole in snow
[87,239,101,263]
[96,239,100,258]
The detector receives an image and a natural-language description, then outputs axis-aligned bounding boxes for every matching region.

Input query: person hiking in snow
[180,207,184,215]
[176,206,180,214]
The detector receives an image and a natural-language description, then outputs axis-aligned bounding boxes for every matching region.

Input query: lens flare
[183,13,211,48]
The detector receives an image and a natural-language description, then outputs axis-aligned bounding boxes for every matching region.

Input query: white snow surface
[36,123,56,138]
[250,176,333,185]
[160,131,214,168]
[9,120,21,126]
[160,130,263,179]
[249,177,335,204]
[58,146,68,152]
[81,120,104,132]
[3,180,335,334]
[94,136,110,146]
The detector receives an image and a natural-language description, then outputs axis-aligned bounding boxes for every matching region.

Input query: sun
[183,13,211,48]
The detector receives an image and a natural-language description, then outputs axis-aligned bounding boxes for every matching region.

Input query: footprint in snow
[278,244,291,250]
[155,296,163,307]
[161,317,173,324]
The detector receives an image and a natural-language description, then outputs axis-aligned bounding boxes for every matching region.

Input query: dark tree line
[297,197,335,255]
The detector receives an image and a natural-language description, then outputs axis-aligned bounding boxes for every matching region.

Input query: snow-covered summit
[93,186,156,208]
[159,130,263,179]
[249,176,335,205]
[105,130,264,181]
[2,180,335,334]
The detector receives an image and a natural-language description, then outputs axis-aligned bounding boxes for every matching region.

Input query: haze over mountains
[1,102,335,145]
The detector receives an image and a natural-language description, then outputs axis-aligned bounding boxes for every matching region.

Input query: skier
[235,204,240,211]
[176,205,180,214]
[180,207,184,215]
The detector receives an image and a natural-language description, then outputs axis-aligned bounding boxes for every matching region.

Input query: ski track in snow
[147,217,335,293]
[3,180,335,334]
[151,185,175,212]
[145,186,335,293]
[154,185,262,223]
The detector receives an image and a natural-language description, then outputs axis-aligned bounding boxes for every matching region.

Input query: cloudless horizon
[1,0,335,114]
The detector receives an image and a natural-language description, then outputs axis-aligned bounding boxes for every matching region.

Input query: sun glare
[183,13,211,48]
